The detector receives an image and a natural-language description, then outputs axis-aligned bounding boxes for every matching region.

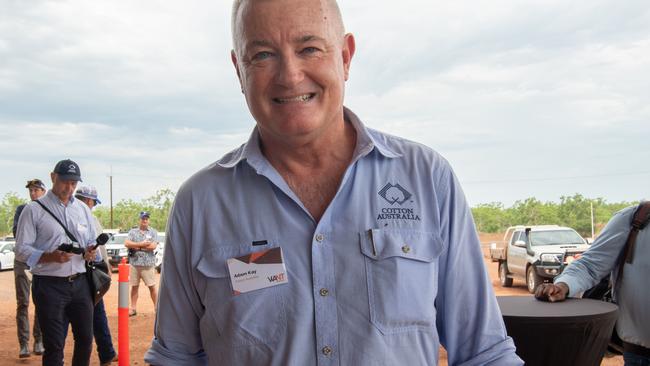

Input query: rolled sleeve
[554,207,631,297]
[146,338,207,366]
[15,205,42,266]
[26,249,44,268]
[435,166,523,365]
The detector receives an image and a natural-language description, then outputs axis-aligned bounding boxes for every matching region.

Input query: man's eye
[301,47,320,55]
[252,51,273,61]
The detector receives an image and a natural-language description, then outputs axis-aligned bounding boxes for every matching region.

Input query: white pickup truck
[489,225,590,293]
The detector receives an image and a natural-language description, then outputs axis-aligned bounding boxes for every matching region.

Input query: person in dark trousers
[12,178,46,358]
[15,159,101,366]
[75,186,118,365]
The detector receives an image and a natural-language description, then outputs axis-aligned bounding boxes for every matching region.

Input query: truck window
[529,230,585,246]
[520,231,529,244]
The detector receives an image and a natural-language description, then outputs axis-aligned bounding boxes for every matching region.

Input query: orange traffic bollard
[118,257,130,366]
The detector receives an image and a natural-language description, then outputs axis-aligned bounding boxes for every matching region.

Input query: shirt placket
[311,221,339,366]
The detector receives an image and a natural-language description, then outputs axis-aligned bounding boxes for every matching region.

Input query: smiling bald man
[145,1,523,365]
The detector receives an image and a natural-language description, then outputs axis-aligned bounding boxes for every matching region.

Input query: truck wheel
[527,266,542,293]
[499,262,513,287]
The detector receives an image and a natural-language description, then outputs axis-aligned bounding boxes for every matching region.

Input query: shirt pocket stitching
[359,228,444,334]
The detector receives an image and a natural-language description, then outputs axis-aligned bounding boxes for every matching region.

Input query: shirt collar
[216,106,401,169]
[44,190,76,206]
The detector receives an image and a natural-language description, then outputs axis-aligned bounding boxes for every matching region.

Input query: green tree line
[1,190,638,238]
[472,194,636,236]
[0,189,175,236]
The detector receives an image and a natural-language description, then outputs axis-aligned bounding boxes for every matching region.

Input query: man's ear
[342,33,356,81]
[231,50,244,93]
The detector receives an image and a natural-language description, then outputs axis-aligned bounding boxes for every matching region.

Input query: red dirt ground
[0,233,623,365]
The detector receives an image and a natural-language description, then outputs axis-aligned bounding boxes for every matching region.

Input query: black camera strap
[35,200,79,244]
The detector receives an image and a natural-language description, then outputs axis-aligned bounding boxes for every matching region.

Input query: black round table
[497,296,618,366]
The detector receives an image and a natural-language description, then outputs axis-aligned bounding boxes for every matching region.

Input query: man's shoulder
[366,127,451,169]
[72,198,93,215]
[13,203,27,217]
[612,204,640,222]
[176,149,246,198]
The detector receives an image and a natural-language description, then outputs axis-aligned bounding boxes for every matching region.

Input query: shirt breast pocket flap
[195,244,287,347]
[196,249,229,280]
[359,229,444,334]
[360,228,443,263]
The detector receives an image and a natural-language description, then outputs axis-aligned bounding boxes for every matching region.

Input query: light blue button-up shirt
[145,108,522,366]
[15,190,99,276]
[555,205,650,348]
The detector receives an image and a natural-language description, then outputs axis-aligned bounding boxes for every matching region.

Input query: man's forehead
[233,0,343,45]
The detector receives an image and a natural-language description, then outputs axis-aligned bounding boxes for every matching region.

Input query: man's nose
[275,54,304,87]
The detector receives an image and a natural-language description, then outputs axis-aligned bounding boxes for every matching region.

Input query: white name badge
[227,247,288,295]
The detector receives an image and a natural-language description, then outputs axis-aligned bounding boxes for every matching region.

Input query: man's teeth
[275,94,314,103]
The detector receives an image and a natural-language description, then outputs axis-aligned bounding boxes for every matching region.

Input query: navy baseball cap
[53,159,82,181]
[140,211,150,219]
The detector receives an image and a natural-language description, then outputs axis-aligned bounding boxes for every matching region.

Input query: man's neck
[139,225,148,231]
[51,190,70,206]
[259,115,357,222]
[260,117,357,176]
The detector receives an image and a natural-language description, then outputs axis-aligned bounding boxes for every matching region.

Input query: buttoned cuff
[27,249,44,269]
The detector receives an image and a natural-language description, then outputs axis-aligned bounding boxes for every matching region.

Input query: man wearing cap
[12,179,46,358]
[15,159,101,366]
[124,211,158,317]
[75,186,118,366]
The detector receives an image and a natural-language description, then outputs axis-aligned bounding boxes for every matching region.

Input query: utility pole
[110,166,114,229]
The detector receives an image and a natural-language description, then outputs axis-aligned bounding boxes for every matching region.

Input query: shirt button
[315,234,324,242]
[402,245,411,254]
[322,346,333,356]
[319,288,329,297]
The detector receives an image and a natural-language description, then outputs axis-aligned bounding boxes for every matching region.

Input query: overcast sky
[1,0,649,207]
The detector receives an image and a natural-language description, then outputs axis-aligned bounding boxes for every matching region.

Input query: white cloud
[1,0,649,207]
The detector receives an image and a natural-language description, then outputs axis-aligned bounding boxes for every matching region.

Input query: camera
[57,242,85,255]
[57,233,111,255]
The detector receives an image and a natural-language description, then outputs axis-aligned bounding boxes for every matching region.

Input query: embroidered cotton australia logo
[376,183,421,221]
[378,183,411,205]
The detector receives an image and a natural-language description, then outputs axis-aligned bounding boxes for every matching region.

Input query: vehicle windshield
[108,235,127,245]
[529,230,585,246]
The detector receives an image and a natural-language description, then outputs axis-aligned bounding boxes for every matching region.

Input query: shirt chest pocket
[196,244,287,348]
[360,228,444,334]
